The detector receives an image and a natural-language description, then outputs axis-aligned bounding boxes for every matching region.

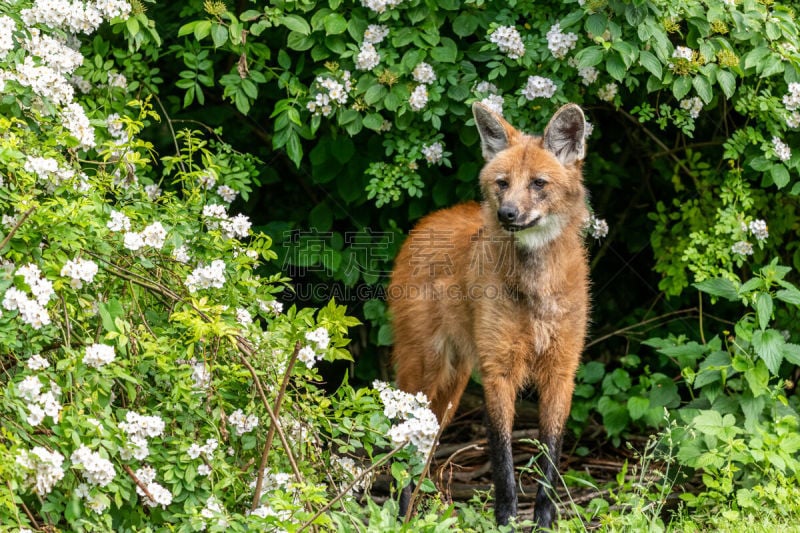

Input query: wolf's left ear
[543,104,586,166]
[473,102,518,161]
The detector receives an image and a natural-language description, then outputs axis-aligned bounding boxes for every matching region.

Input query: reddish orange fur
[388,104,590,527]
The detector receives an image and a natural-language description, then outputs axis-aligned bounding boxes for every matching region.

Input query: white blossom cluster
[119,411,165,460]
[187,438,218,459]
[216,184,238,203]
[134,465,173,508]
[62,102,96,148]
[412,62,436,84]
[307,72,352,117]
[480,94,505,115]
[680,96,703,119]
[565,56,599,86]
[672,46,694,61]
[297,327,331,368]
[107,209,131,231]
[202,204,252,239]
[772,136,792,162]
[597,82,618,102]
[409,84,428,111]
[236,307,253,327]
[60,257,99,289]
[27,353,50,370]
[144,184,162,200]
[0,15,15,58]
[732,240,754,256]
[197,169,216,190]
[489,25,525,60]
[783,82,800,127]
[587,214,609,239]
[229,408,259,435]
[14,55,75,106]
[123,220,167,252]
[373,380,440,455]
[522,75,557,100]
[748,219,769,241]
[185,259,227,292]
[308,326,330,350]
[70,445,116,487]
[2,263,54,329]
[333,455,371,492]
[21,0,131,35]
[172,245,191,264]
[106,112,128,142]
[584,120,594,139]
[17,374,62,426]
[356,42,380,71]
[190,360,211,390]
[25,28,84,75]
[546,23,578,59]
[259,298,284,316]
[24,155,79,188]
[75,482,109,513]
[199,496,228,530]
[363,24,389,44]
[360,0,403,14]
[108,70,127,89]
[16,446,65,496]
[83,343,115,368]
[421,142,444,165]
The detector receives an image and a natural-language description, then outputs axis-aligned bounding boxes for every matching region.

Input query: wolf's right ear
[473,103,516,161]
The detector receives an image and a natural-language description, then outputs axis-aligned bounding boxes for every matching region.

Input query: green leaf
[771,164,790,189]
[586,13,607,38]
[597,397,630,437]
[286,131,303,168]
[692,409,724,436]
[364,84,387,106]
[672,76,692,100]
[309,202,333,232]
[580,361,605,384]
[211,23,227,48]
[362,113,385,131]
[324,13,347,35]
[280,14,311,35]
[717,70,736,99]
[638,50,662,79]
[776,288,800,306]
[783,343,800,365]
[452,14,478,38]
[377,323,393,346]
[194,20,212,40]
[627,396,650,420]
[752,329,785,375]
[431,38,458,63]
[177,21,198,37]
[692,75,713,104]
[575,46,604,68]
[694,277,739,301]
[606,53,626,82]
[287,31,314,51]
[755,292,773,330]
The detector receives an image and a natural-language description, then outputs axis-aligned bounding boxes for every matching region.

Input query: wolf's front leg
[483,376,518,525]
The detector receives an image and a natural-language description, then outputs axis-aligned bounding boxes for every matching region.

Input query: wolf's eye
[530,178,547,189]
[496,178,509,190]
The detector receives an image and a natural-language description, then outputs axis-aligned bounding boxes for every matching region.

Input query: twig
[8,479,39,529]
[586,308,696,348]
[59,293,71,348]
[404,402,453,523]
[297,443,408,532]
[143,84,186,175]
[251,341,301,510]
[0,207,35,250]
[122,463,156,503]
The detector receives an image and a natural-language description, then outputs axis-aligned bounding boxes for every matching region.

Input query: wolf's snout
[497,205,518,224]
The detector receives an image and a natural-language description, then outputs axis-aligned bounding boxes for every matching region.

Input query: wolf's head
[473,103,587,250]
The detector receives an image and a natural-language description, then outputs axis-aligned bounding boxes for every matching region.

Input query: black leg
[398,480,414,519]
[486,415,518,525]
[533,433,562,530]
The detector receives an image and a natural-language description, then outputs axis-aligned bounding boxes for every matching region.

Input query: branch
[586,308,697,348]
[0,207,35,251]
[251,340,301,510]
[297,443,408,532]
[122,463,156,503]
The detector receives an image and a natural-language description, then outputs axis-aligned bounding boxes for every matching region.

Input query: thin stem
[0,207,35,251]
[403,402,453,523]
[122,463,156,503]
[251,341,301,510]
[586,308,697,348]
[698,291,706,344]
[59,293,71,348]
[297,443,408,532]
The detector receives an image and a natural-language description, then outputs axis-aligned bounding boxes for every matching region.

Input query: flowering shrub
[3,0,800,529]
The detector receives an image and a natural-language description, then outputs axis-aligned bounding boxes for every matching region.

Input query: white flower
[61,257,99,289]
[783,82,800,111]
[363,24,389,44]
[772,136,791,161]
[305,327,330,350]
[107,210,131,232]
[120,411,165,439]
[222,213,251,239]
[680,96,703,119]
[202,203,229,230]
[787,112,800,129]
[298,345,319,369]
[185,260,227,292]
[597,82,618,102]
[259,299,283,316]
[141,221,167,249]
[187,443,203,459]
[489,25,525,60]
[355,42,380,71]
[107,71,127,89]
[480,94,504,115]
[140,480,173,508]
[409,84,428,111]
[123,231,144,251]
[578,66,599,86]
[522,76,557,100]
[172,245,190,264]
[749,219,768,241]
[16,446,65,496]
[229,409,259,435]
[18,375,44,402]
[361,0,404,14]
[373,381,439,456]
[70,445,116,487]
[198,170,217,190]
[27,404,46,426]
[673,46,694,61]
[191,361,211,390]
[198,464,211,476]
[412,62,436,84]
[236,307,253,327]
[475,81,498,94]
[587,215,609,239]
[732,240,754,255]
[144,184,162,200]
[216,184,237,203]
[421,142,444,165]
[546,24,578,60]
[27,353,50,370]
[83,343,115,368]
[0,16,16,58]
[62,102,96,148]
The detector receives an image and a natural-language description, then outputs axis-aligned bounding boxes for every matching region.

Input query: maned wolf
[388,102,590,529]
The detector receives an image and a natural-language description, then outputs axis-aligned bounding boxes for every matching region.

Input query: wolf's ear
[543,104,586,166]
[473,102,517,161]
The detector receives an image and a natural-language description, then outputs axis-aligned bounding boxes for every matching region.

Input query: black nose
[497,205,518,223]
